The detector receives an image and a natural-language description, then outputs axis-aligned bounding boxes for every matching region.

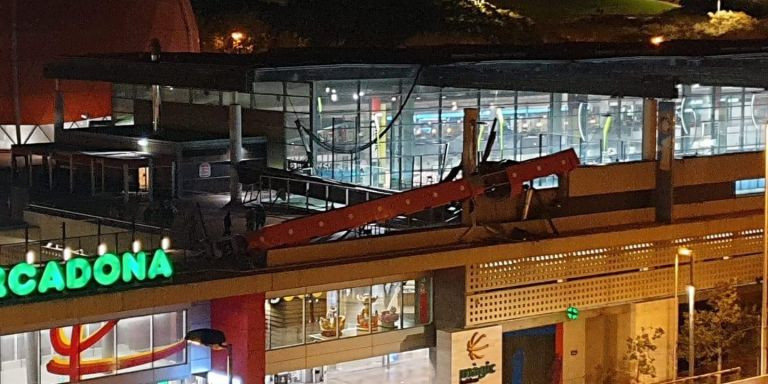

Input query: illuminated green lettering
[8,263,37,296]
[122,251,147,282]
[147,249,173,279]
[0,268,6,298]
[66,257,92,290]
[93,253,121,286]
[38,261,65,294]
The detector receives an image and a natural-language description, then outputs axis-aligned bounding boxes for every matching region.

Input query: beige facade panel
[674,152,762,187]
[466,254,762,326]
[568,161,656,197]
[265,326,428,374]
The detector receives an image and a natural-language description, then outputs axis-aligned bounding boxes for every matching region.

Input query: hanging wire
[292,66,424,155]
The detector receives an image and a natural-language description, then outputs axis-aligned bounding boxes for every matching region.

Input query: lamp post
[185,328,233,384]
[677,247,695,378]
[761,121,768,376]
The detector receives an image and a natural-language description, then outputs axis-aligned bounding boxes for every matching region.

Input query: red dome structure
[0,0,199,142]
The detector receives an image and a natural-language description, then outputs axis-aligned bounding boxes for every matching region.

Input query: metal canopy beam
[45,57,255,92]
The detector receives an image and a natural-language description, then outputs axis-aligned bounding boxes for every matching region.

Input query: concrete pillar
[171,161,176,199]
[211,293,266,384]
[151,84,161,133]
[68,155,74,193]
[229,102,243,206]
[47,155,53,191]
[25,331,39,384]
[54,80,64,139]
[122,164,129,204]
[432,267,466,330]
[101,161,105,193]
[27,155,32,187]
[175,149,184,199]
[656,101,676,224]
[90,158,96,196]
[642,98,658,161]
[462,108,479,226]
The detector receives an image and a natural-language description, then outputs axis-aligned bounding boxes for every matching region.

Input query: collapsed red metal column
[211,292,266,383]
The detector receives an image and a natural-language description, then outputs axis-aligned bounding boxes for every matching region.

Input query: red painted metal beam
[246,149,579,252]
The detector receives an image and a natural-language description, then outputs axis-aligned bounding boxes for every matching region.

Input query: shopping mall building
[1,40,768,384]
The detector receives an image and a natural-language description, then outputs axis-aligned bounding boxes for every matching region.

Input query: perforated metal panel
[465,228,764,326]
[467,228,762,293]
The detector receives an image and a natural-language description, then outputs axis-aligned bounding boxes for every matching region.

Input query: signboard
[437,325,502,384]
[0,249,173,299]
[198,162,211,178]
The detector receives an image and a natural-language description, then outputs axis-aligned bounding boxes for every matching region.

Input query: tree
[625,326,665,383]
[678,281,758,382]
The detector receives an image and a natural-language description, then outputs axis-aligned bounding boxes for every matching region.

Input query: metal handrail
[27,203,163,233]
[656,367,742,384]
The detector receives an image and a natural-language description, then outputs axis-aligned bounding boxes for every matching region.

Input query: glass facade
[113,81,768,191]
[265,278,432,350]
[0,310,186,384]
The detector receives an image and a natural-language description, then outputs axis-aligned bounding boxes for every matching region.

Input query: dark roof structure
[45,39,768,99]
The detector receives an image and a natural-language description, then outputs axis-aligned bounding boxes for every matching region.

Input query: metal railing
[656,367,742,383]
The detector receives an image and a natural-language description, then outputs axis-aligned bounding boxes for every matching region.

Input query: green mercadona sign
[0,249,173,298]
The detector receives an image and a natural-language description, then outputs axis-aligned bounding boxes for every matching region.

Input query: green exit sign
[566,306,579,320]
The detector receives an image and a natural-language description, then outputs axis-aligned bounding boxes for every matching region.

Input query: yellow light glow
[650,35,665,46]
[161,237,171,251]
[231,31,244,42]
[25,250,36,264]
[678,247,692,257]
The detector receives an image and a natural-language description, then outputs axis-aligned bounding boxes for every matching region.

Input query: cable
[295,66,424,155]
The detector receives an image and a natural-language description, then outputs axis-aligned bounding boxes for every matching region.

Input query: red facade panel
[0,0,200,125]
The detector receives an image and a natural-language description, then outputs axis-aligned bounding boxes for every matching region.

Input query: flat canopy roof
[45,39,768,98]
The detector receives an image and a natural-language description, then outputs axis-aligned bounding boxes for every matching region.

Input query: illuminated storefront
[265,278,432,349]
[0,310,185,384]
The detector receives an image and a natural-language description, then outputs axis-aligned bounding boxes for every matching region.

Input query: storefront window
[153,312,186,368]
[0,310,185,384]
[117,315,152,374]
[267,278,432,350]
[339,286,373,338]
[305,290,340,343]
[372,282,402,331]
[266,295,305,348]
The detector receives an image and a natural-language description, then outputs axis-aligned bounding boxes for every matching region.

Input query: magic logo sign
[459,332,497,384]
[0,249,173,299]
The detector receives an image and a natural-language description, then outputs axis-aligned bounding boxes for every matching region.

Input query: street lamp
[185,328,233,384]
[676,246,695,378]
[762,119,768,376]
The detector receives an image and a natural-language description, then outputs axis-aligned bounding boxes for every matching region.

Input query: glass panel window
[40,329,65,384]
[339,286,373,338]
[266,295,305,348]
[305,290,339,343]
[372,282,402,331]
[116,315,152,374]
[3,332,36,384]
[152,311,186,368]
[79,321,117,380]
